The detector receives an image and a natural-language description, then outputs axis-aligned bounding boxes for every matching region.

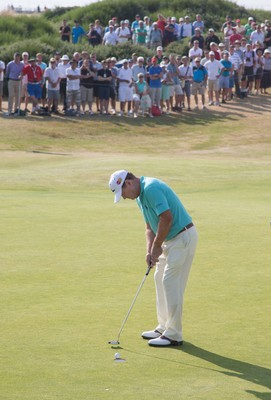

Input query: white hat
[109,170,128,203]
[209,51,215,55]
[61,54,70,61]
[264,48,271,54]
[156,46,163,51]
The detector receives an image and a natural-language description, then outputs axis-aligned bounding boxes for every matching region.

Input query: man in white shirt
[0,59,5,111]
[66,59,81,115]
[44,58,61,114]
[204,51,223,105]
[189,40,203,66]
[117,60,133,116]
[250,24,265,47]
[58,54,70,111]
[116,21,131,43]
[103,26,119,45]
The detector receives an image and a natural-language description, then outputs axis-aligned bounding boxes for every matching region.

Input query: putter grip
[146,265,152,276]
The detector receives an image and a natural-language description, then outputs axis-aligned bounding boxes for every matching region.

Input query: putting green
[0,149,270,399]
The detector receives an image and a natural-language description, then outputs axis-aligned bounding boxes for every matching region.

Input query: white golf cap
[109,170,128,203]
[61,54,70,61]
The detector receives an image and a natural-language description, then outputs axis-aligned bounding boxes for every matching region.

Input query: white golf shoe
[141,329,163,340]
[148,335,183,347]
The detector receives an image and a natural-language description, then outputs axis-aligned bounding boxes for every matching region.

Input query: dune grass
[0,96,271,399]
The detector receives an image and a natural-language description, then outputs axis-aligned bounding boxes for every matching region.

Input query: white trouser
[154,225,198,341]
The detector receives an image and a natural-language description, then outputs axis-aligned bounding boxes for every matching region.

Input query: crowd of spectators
[1,13,271,117]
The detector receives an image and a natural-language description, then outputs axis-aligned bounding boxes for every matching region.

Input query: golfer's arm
[153,210,173,247]
[146,224,155,254]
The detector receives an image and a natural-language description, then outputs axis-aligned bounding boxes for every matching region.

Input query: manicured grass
[0,99,271,399]
[1,153,270,400]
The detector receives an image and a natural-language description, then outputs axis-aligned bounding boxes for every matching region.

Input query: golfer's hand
[150,243,163,265]
[146,253,152,267]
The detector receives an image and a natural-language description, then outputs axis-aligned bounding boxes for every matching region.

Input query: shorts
[219,75,230,89]
[98,85,110,100]
[47,89,60,100]
[109,86,116,100]
[0,81,3,96]
[183,81,191,97]
[66,89,81,106]
[133,93,140,102]
[119,85,133,102]
[170,84,183,96]
[242,66,254,82]
[192,81,205,95]
[161,84,170,101]
[81,86,93,102]
[208,79,219,92]
[27,83,42,98]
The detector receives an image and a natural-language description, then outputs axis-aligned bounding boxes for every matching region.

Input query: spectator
[150,23,163,49]
[0,59,5,111]
[163,20,176,47]
[180,16,194,39]
[108,57,118,115]
[167,54,183,111]
[241,43,256,95]
[135,21,147,46]
[103,25,119,45]
[234,40,244,61]
[21,52,30,112]
[192,57,208,109]
[229,27,243,46]
[44,57,61,114]
[87,23,102,46]
[116,20,131,43]
[245,17,255,40]
[254,48,264,94]
[149,56,163,107]
[156,14,167,34]
[201,50,210,66]
[190,28,204,49]
[80,58,95,115]
[36,53,47,108]
[250,24,265,48]
[193,14,204,33]
[72,20,86,44]
[117,59,133,116]
[134,72,152,117]
[97,60,112,115]
[221,15,235,32]
[261,49,271,93]
[91,53,102,113]
[223,22,234,50]
[160,61,172,114]
[189,40,203,67]
[58,54,70,111]
[263,23,271,50]
[144,16,152,47]
[219,51,233,103]
[104,19,114,33]
[218,43,226,58]
[179,56,193,111]
[171,17,180,41]
[205,51,222,106]
[54,51,62,66]
[94,20,103,42]
[229,45,243,98]
[5,52,24,115]
[210,42,221,60]
[59,19,71,42]
[205,29,220,50]
[235,19,246,36]
[66,59,81,115]
[132,57,146,82]
[131,14,141,43]
[21,57,43,114]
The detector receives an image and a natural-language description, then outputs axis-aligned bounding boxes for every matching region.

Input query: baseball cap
[109,170,128,203]
[157,46,163,51]
[209,28,214,32]
[209,51,215,55]
[61,54,70,61]
[264,49,271,54]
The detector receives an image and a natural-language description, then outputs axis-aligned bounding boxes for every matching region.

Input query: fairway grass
[0,99,271,399]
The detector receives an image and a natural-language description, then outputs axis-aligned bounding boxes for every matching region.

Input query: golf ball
[114,353,121,359]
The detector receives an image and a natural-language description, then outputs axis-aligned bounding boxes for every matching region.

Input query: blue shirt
[136,176,192,241]
[6,61,24,80]
[220,59,232,76]
[192,65,207,82]
[149,65,162,88]
[167,63,180,85]
[72,26,86,44]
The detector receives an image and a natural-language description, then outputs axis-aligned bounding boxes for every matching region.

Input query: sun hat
[50,57,56,62]
[109,170,128,203]
[61,54,70,61]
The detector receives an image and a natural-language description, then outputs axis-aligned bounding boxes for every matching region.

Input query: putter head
[108,340,120,345]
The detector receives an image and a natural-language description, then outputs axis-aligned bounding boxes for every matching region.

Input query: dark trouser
[60,79,67,110]
[233,70,241,97]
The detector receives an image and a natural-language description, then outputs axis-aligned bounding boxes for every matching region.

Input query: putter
[108,265,152,345]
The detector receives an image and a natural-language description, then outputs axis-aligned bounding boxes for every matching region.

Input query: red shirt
[22,64,43,82]
[229,33,242,45]
[157,20,166,32]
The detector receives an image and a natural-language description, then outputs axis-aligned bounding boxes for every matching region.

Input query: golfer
[109,170,198,347]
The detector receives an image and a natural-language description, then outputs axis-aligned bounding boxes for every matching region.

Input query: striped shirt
[229,52,243,70]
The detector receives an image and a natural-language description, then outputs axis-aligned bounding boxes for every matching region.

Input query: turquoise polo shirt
[136,176,192,241]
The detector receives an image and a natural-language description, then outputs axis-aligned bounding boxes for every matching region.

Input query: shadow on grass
[124,341,271,400]
[180,342,271,400]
